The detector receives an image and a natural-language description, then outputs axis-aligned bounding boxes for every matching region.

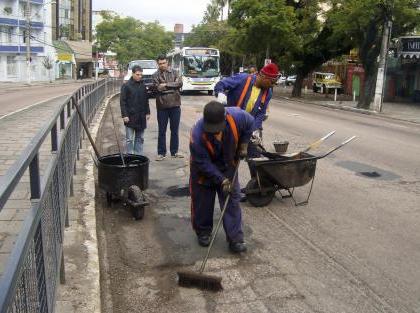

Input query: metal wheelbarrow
[245,136,356,207]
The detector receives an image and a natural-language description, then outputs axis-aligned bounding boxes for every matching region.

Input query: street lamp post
[25,0,31,85]
[372,20,392,112]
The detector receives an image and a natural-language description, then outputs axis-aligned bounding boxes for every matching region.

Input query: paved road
[97,94,420,313]
[0,82,88,118]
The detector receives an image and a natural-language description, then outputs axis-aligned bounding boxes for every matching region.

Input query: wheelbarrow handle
[284,130,336,157]
[317,136,358,159]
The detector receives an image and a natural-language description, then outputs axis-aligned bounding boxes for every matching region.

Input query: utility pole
[25,0,31,85]
[372,20,392,112]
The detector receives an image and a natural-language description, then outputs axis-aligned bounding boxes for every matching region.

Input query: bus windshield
[128,60,157,70]
[183,55,219,77]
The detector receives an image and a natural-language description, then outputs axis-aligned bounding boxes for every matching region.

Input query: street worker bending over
[214,63,279,201]
[189,101,255,253]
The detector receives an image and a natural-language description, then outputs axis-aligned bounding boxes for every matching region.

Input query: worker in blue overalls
[189,101,255,253]
[214,63,279,201]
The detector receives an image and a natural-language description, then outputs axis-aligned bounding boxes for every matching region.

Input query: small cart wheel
[106,192,113,206]
[246,178,275,207]
[128,185,145,220]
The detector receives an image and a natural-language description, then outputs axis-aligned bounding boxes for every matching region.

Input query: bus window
[183,55,219,77]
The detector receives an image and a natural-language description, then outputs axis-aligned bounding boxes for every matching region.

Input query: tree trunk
[291,73,306,97]
[358,66,377,109]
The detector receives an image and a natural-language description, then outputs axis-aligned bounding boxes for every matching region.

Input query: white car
[285,75,296,86]
[276,75,286,85]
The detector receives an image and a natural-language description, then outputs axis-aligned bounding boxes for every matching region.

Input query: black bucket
[97,154,149,194]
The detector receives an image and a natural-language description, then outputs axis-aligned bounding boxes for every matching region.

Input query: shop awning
[64,40,93,63]
[53,40,74,63]
[398,36,420,59]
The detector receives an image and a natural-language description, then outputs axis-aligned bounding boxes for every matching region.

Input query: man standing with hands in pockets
[152,55,184,161]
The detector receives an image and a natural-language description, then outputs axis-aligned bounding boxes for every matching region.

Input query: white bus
[167,47,221,95]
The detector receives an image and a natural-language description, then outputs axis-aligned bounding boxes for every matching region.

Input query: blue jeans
[125,127,144,155]
[157,106,181,156]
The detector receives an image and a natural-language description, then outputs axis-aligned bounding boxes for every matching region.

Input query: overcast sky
[92,0,212,32]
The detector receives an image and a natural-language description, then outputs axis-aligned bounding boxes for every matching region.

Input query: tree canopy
[95,13,174,67]
[331,0,420,107]
[174,0,420,105]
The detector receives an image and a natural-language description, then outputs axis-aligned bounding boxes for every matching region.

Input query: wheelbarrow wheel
[246,178,275,207]
[127,185,145,220]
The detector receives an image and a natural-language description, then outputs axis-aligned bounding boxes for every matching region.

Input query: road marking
[0,94,69,121]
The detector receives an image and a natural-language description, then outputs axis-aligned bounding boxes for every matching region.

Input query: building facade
[0,0,55,82]
[385,36,420,103]
[51,0,92,79]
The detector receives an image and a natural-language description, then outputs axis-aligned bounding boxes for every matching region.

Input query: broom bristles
[177,271,223,291]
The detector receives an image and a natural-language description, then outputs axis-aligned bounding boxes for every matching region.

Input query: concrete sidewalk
[0,95,69,275]
[273,87,420,124]
[0,79,95,90]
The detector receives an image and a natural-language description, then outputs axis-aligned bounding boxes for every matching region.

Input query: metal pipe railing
[0,78,123,313]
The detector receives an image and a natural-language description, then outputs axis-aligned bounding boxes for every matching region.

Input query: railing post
[60,109,65,130]
[60,250,66,284]
[29,154,41,199]
[67,100,71,119]
[51,122,58,152]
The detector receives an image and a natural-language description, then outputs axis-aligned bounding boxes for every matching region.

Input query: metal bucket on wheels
[98,153,149,219]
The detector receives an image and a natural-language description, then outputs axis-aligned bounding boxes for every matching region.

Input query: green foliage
[229,0,297,56]
[3,7,12,15]
[95,13,174,66]
[203,0,221,23]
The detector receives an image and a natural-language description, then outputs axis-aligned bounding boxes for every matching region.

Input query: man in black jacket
[120,65,150,155]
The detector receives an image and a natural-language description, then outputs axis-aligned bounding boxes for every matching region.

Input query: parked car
[124,60,158,95]
[285,75,296,86]
[312,72,342,93]
[276,75,286,85]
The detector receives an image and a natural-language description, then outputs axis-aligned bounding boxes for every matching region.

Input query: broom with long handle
[177,160,241,291]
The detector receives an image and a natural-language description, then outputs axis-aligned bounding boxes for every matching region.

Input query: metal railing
[0,78,122,313]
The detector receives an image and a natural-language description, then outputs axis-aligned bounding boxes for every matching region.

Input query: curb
[56,92,120,313]
[274,95,420,125]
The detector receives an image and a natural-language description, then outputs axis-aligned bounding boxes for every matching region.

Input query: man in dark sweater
[152,55,183,161]
[120,65,150,155]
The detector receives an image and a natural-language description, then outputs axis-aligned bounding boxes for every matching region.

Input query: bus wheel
[208,90,214,96]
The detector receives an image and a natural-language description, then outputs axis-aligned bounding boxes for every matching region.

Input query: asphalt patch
[166,185,190,197]
[335,160,401,181]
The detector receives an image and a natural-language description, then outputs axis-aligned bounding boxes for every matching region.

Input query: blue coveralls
[189,107,255,243]
[214,73,273,176]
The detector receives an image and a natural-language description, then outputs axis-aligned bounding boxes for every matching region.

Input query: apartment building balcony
[18,0,44,5]
[0,44,44,53]
[0,17,43,29]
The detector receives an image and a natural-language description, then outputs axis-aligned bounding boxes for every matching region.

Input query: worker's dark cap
[203,101,226,133]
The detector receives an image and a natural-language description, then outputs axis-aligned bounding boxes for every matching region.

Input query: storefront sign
[401,37,420,52]
[57,53,73,62]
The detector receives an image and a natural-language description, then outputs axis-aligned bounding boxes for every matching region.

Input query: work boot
[197,234,211,247]
[229,241,247,253]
